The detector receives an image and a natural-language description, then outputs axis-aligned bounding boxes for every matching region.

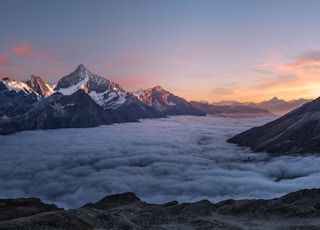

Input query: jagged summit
[55,65,128,108]
[270,96,279,101]
[55,64,93,92]
[76,63,86,70]
[138,86,205,116]
[153,85,165,91]
[56,64,124,93]
[139,86,178,111]
[0,77,33,94]
[26,75,54,96]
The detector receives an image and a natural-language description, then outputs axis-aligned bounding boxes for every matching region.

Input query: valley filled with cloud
[1,116,320,209]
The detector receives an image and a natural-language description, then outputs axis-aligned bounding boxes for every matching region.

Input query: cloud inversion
[1,116,320,209]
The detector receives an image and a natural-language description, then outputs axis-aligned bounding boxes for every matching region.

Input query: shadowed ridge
[0,198,62,221]
[2,189,320,229]
[83,192,142,210]
[228,96,320,154]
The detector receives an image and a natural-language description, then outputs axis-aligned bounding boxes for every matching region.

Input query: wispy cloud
[251,74,302,90]
[256,50,320,73]
[11,42,61,65]
[12,43,34,56]
[249,49,320,100]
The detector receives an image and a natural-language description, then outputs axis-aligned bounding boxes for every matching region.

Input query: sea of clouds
[1,115,320,209]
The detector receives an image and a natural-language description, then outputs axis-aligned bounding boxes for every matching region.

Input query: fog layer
[1,116,319,209]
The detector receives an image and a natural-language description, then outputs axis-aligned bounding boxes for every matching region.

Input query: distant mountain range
[228,96,320,154]
[0,64,271,134]
[190,101,270,116]
[213,97,311,115]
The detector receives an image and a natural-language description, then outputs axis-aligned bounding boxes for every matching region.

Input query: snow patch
[88,91,128,108]
[3,79,33,94]
[63,103,75,107]
[88,91,106,106]
[102,92,128,109]
[57,76,89,95]
[44,83,54,97]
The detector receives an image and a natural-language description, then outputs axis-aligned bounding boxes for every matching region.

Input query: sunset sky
[1,0,320,102]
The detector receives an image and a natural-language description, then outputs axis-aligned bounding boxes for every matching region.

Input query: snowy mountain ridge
[138,86,176,112]
[1,77,34,94]
[137,85,205,116]
[55,64,129,109]
[26,75,54,97]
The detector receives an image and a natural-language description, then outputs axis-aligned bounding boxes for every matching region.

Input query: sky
[1,0,320,102]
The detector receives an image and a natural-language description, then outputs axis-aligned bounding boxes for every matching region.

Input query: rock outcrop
[1,189,320,229]
[26,75,54,96]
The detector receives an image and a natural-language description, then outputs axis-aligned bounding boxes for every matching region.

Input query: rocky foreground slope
[228,96,320,154]
[1,189,320,229]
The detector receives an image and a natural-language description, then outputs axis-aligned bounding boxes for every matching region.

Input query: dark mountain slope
[228,97,320,154]
[0,90,116,134]
[0,81,38,117]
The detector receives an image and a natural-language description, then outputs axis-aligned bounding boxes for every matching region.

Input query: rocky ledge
[1,189,320,229]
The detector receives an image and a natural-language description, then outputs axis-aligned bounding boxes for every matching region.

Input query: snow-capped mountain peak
[55,64,129,109]
[55,64,91,93]
[137,86,205,116]
[1,77,33,94]
[138,86,174,108]
[26,75,54,97]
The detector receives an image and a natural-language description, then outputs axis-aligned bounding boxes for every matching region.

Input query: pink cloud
[250,74,303,90]
[9,42,62,66]
[246,50,320,101]
[12,43,34,56]
[256,50,320,73]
